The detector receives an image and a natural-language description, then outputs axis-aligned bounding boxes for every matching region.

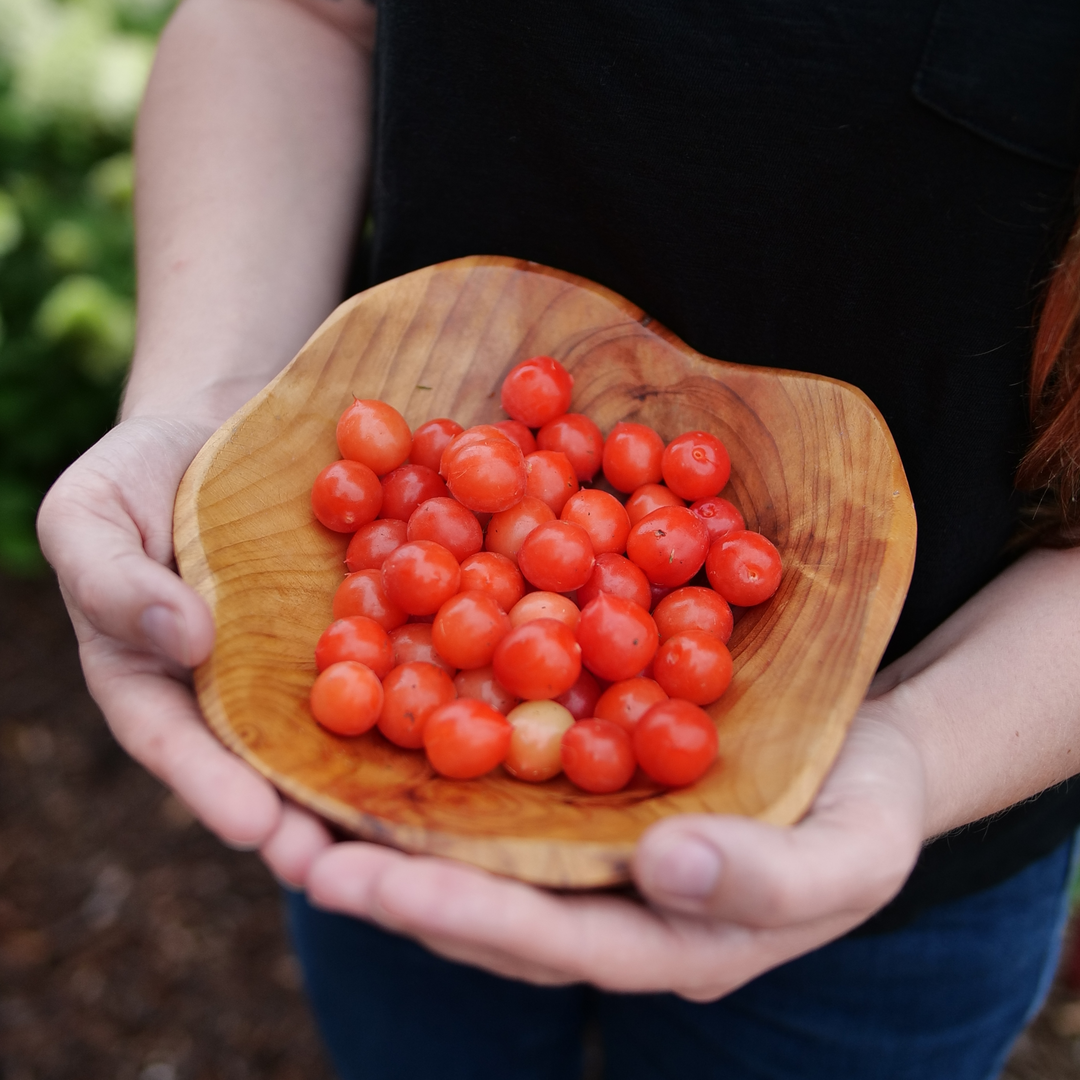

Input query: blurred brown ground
[1,570,1078,1080]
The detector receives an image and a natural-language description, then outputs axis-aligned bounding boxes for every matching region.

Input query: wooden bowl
[174,255,916,888]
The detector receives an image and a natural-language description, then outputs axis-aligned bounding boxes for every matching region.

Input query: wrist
[121,367,275,429]
[859,682,958,841]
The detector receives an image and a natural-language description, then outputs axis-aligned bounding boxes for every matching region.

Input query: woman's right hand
[36,415,333,879]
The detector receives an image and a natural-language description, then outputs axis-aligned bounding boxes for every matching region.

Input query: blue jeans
[287,838,1075,1080]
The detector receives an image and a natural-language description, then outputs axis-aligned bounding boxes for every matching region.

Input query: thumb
[633,717,925,927]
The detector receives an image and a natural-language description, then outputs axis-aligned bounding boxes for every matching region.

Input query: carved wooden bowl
[174,255,916,888]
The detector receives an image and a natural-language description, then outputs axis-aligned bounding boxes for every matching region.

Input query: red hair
[1017,216,1080,545]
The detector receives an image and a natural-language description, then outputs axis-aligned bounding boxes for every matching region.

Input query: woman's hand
[304,706,925,1000]
[32,0,375,884]
[302,542,1080,996]
[36,416,334,881]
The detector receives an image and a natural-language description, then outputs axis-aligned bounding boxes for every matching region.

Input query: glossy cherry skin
[315,616,394,678]
[517,520,595,593]
[537,413,604,482]
[625,505,710,588]
[500,355,574,427]
[423,699,512,779]
[345,518,408,571]
[492,617,582,700]
[601,422,665,493]
[311,459,383,532]
[560,719,636,794]
[633,698,718,787]
[431,590,512,670]
[560,488,631,555]
[378,661,457,749]
[336,399,412,476]
[576,592,659,683]
[652,586,733,644]
[705,530,783,607]
[653,630,733,705]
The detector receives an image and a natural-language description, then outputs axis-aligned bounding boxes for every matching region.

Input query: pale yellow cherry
[504,700,576,782]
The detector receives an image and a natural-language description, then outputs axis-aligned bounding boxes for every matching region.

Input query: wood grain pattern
[174,256,916,888]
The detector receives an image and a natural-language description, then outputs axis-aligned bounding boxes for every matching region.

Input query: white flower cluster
[0,0,168,131]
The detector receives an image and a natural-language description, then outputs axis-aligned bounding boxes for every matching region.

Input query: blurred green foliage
[0,0,173,573]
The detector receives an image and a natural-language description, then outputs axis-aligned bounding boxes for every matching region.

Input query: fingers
[306,842,682,991]
[261,802,335,887]
[634,715,926,926]
[83,636,283,848]
[303,841,886,998]
[38,418,216,666]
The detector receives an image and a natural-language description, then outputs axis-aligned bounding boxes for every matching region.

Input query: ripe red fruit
[705,530,783,607]
[690,496,745,544]
[493,419,538,457]
[311,459,383,532]
[508,591,581,630]
[444,436,528,514]
[576,592,659,682]
[524,450,579,514]
[309,661,384,736]
[652,586,733,644]
[423,698,512,779]
[379,464,449,521]
[378,661,457,748]
[625,505,710,587]
[407,497,484,562]
[553,668,603,720]
[576,552,652,610]
[432,591,512,670]
[517,520,595,592]
[409,418,464,473]
[500,355,574,427]
[560,489,631,555]
[345,518,408,572]
[453,666,520,714]
[438,425,515,476]
[381,540,461,616]
[601,422,665,493]
[337,399,412,476]
[633,699,718,787]
[485,496,555,564]
[661,431,731,501]
[493,617,582,700]
[594,677,668,733]
[315,616,394,678]
[653,630,733,705]
[333,570,408,630]
[389,622,456,675]
[560,719,636,793]
[537,413,604,482]
[625,483,685,526]
[458,552,525,612]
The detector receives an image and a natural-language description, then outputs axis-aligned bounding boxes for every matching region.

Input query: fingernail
[272,872,304,893]
[648,835,722,900]
[221,837,262,852]
[141,604,188,665]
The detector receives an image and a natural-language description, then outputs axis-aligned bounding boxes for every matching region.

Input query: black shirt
[360,0,1080,929]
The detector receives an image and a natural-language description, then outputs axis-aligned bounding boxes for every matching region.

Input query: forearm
[872,545,1080,838]
[124,0,374,425]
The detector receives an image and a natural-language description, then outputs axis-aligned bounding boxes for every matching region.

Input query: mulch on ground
[1,569,1078,1080]
[0,572,334,1080]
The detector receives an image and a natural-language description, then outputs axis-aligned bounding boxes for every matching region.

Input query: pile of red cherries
[308,355,781,794]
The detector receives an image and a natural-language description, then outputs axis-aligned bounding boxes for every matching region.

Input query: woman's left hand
[303,705,925,1000]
